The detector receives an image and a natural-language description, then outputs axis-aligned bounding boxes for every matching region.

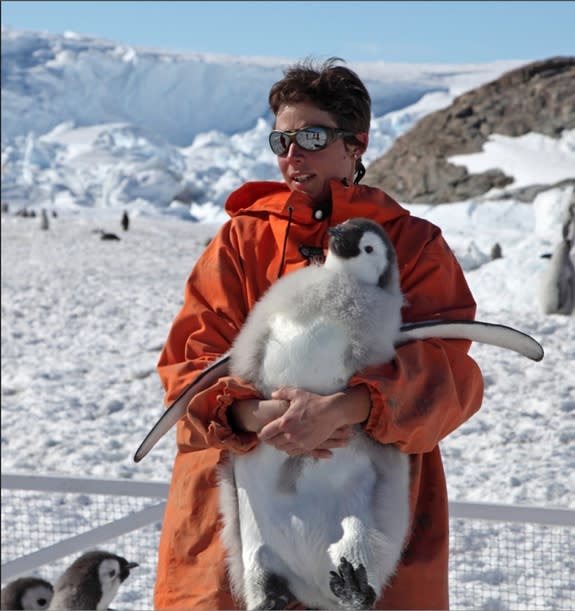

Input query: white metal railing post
[1,473,170,498]
[448,500,575,526]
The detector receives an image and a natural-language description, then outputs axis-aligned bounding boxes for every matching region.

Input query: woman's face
[274,102,367,203]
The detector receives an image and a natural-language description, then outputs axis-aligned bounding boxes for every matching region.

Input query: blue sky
[2,1,574,63]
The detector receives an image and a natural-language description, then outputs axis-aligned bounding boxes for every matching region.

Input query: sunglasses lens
[296,127,329,151]
[269,127,334,155]
[269,131,289,155]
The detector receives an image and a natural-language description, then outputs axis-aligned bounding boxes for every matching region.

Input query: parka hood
[224,179,410,227]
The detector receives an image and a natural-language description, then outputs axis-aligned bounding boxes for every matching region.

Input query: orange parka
[154,179,484,610]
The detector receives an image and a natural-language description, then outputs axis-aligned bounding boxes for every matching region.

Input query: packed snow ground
[2,193,574,501]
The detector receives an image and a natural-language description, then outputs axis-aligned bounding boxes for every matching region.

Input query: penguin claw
[329,557,377,609]
[253,572,296,610]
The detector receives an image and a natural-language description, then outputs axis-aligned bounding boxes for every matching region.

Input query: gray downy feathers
[47,550,138,611]
[1,577,53,610]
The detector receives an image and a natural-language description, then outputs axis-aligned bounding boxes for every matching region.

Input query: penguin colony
[218,218,410,610]
[1,550,137,611]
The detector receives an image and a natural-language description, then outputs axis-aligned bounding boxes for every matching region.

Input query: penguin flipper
[133,354,231,462]
[398,319,544,362]
[134,320,544,462]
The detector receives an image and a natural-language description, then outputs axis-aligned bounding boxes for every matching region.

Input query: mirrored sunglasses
[268,126,355,156]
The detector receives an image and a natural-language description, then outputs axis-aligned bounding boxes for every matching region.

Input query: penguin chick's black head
[57,550,138,585]
[327,218,398,289]
[328,218,391,260]
[1,576,54,610]
[52,550,139,611]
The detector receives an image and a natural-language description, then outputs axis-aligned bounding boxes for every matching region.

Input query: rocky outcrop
[364,57,575,203]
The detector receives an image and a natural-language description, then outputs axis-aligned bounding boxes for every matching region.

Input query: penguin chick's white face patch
[325,230,391,286]
[96,559,122,610]
[21,584,53,610]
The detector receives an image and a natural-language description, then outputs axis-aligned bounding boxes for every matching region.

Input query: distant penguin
[40,209,49,231]
[217,218,410,610]
[541,203,575,315]
[121,211,129,232]
[99,232,121,242]
[1,577,53,610]
[490,242,502,260]
[47,550,138,611]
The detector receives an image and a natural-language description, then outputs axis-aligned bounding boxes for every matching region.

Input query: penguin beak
[120,561,139,581]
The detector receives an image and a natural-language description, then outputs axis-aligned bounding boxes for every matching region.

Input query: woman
[154,58,484,610]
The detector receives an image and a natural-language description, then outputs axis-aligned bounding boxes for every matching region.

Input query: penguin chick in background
[540,202,574,315]
[218,217,410,610]
[1,577,53,610]
[47,550,138,610]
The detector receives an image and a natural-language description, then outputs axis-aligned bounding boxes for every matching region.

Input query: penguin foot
[253,572,296,610]
[329,557,376,610]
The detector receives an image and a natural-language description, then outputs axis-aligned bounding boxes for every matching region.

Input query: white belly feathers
[261,313,352,395]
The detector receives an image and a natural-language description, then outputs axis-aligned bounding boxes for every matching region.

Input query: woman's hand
[228,397,290,434]
[257,385,371,458]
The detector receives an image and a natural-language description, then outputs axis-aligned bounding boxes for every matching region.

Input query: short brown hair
[268,57,371,136]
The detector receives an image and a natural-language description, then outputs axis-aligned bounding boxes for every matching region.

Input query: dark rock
[364,57,575,204]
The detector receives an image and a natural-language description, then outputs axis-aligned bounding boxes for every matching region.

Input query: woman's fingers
[328,426,354,441]
[263,425,353,456]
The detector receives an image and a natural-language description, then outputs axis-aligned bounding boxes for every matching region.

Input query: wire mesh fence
[1,474,573,610]
[448,517,574,609]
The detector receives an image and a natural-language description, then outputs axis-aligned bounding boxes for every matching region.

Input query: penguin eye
[109,569,117,578]
[38,599,47,606]
[364,245,373,254]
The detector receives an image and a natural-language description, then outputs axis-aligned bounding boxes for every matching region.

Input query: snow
[2,27,527,218]
[1,27,574,610]
[2,198,573,496]
[449,130,575,190]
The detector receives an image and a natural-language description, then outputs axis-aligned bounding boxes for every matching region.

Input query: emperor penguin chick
[47,550,138,610]
[218,218,410,610]
[1,577,53,610]
[540,202,574,315]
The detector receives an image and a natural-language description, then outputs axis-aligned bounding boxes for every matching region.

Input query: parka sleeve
[156,221,262,454]
[349,225,484,454]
